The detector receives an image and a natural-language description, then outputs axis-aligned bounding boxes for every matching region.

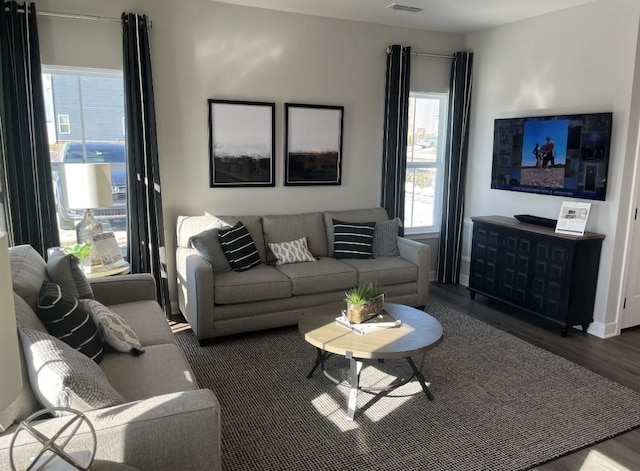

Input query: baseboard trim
[583,321,618,339]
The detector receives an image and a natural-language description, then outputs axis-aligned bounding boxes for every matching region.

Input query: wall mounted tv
[491,112,612,201]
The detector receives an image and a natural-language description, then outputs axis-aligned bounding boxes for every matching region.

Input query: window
[43,66,128,258]
[57,114,71,134]
[405,92,448,234]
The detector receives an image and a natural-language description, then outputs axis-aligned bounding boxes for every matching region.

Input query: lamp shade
[64,163,113,209]
[0,231,23,431]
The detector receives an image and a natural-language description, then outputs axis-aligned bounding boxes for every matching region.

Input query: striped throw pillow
[218,221,262,272]
[332,219,376,259]
[268,237,316,265]
[36,281,103,363]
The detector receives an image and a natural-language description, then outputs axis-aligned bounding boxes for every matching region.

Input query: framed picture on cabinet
[208,99,276,187]
[284,103,343,186]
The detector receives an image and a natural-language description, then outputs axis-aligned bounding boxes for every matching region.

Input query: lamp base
[76,209,103,266]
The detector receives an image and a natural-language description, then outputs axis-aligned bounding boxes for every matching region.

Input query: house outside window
[405,92,448,234]
[57,114,71,134]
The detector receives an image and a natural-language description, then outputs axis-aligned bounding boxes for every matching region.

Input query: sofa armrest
[90,274,157,305]
[176,248,215,340]
[1,389,221,471]
[397,237,430,306]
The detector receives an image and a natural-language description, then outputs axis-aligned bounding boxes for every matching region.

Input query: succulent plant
[344,282,382,307]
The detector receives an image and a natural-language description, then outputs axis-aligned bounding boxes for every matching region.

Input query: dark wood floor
[430,283,640,471]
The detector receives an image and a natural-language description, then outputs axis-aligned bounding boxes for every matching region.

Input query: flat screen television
[491,112,612,201]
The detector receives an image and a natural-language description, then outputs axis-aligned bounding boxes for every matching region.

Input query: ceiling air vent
[386,3,423,13]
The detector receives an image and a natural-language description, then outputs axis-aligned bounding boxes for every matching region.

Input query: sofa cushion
[46,249,94,299]
[100,344,197,401]
[373,218,401,258]
[18,326,124,415]
[36,281,104,363]
[262,212,328,257]
[324,208,390,255]
[108,300,176,346]
[214,264,292,304]
[276,257,357,295]
[80,299,145,355]
[332,219,375,259]
[218,222,262,272]
[10,245,49,310]
[268,237,316,265]
[340,257,418,286]
[189,227,231,273]
[14,293,46,332]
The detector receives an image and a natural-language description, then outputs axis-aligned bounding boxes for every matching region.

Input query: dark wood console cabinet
[468,216,605,336]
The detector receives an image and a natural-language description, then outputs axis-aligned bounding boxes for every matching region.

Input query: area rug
[174,299,640,471]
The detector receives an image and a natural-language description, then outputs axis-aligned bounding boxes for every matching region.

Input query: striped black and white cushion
[218,221,262,272]
[332,219,376,259]
[36,281,104,363]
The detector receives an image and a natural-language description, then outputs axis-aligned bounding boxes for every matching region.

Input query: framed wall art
[284,103,344,186]
[209,99,275,187]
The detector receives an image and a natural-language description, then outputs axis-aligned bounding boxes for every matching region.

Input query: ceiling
[209,0,597,34]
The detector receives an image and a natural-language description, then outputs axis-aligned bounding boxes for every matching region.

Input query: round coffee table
[298,302,443,420]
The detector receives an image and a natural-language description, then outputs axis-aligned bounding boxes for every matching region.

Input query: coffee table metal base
[307,347,434,420]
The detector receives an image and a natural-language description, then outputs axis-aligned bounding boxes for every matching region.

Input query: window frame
[57,114,71,134]
[404,91,448,235]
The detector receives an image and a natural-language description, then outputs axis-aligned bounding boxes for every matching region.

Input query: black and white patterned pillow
[18,326,124,416]
[372,218,402,258]
[268,237,316,265]
[80,299,145,355]
[332,219,376,259]
[36,281,103,363]
[46,250,94,299]
[218,221,262,272]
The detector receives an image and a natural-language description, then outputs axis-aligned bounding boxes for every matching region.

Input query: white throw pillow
[18,327,125,416]
[267,237,316,265]
[80,299,145,355]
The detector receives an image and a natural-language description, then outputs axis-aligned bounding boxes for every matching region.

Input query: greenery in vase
[64,243,92,260]
[344,282,382,307]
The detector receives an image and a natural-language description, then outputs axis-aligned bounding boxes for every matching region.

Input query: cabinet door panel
[470,226,501,295]
[498,230,534,302]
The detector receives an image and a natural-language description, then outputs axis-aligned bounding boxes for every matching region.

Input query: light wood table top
[299,302,443,359]
[85,262,131,279]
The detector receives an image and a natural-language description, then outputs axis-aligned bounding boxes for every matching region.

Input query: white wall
[464,0,640,336]
[34,0,463,308]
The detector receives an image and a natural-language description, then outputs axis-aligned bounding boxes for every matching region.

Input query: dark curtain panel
[0,1,59,254]
[381,44,411,232]
[437,51,473,284]
[122,12,170,316]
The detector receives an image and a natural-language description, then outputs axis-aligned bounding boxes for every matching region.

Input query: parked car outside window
[54,141,127,230]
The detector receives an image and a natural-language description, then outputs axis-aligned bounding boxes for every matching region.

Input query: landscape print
[285,104,343,185]
[209,100,275,187]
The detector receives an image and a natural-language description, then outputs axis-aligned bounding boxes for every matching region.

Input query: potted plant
[344,282,384,324]
[63,243,93,272]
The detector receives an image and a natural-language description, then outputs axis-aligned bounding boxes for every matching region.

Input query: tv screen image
[491,112,612,201]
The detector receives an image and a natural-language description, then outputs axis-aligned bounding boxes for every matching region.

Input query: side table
[85,262,131,279]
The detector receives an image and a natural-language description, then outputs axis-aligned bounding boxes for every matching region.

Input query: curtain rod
[412,51,453,60]
[37,11,120,23]
[10,7,153,27]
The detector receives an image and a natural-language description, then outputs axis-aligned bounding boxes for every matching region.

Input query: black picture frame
[284,103,344,186]
[209,99,276,187]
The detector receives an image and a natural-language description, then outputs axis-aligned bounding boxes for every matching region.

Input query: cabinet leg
[560,327,568,337]
[581,324,589,334]
[470,292,476,300]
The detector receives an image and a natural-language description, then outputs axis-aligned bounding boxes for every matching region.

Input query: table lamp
[64,163,113,247]
[0,231,23,433]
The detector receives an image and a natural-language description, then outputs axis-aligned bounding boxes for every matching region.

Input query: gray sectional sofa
[176,207,431,343]
[1,245,221,471]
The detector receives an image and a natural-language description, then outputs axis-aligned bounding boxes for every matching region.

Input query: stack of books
[335,309,402,335]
